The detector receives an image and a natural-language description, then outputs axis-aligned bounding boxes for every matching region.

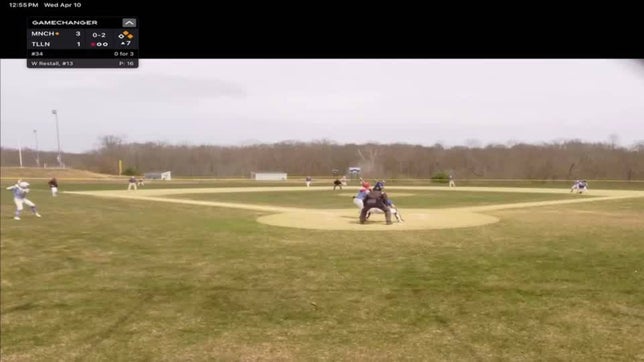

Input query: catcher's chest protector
[365,191,383,206]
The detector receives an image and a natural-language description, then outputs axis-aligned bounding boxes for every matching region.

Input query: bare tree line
[2,137,643,180]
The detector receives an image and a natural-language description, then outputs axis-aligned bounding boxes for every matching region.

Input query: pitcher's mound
[257,208,499,231]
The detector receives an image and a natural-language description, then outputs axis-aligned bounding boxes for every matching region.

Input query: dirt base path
[66,186,644,231]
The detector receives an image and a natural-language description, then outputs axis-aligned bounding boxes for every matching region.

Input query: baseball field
[1,178,643,360]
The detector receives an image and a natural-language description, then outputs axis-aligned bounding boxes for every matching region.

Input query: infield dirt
[65,186,644,231]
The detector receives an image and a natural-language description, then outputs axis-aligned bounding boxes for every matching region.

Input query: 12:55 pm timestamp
[8,2,83,8]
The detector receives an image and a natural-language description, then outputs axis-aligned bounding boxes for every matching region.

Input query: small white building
[251,172,287,181]
[144,171,172,180]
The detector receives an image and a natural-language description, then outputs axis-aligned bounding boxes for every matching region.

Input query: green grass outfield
[1,180,643,360]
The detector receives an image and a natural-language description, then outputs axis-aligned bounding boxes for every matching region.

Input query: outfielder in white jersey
[6,181,41,220]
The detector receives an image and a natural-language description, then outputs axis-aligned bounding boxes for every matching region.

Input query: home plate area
[256,208,500,230]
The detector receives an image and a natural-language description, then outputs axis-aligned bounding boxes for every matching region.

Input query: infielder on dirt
[570,179,589,193]
[128,176,137,190]
[6,180,41,220]
[333,179,343,190]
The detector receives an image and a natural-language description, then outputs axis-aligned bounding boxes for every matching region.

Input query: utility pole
[18,138,23,167]
[33,129,40,167]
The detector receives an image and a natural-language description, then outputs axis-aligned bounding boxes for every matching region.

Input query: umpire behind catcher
[359,183,392,225]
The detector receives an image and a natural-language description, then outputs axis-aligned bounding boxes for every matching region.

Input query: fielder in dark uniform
[359,184,392,224]
[333,179,343,190]
[48,177,59,197]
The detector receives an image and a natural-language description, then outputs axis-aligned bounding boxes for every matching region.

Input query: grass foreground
[1,181,643,360]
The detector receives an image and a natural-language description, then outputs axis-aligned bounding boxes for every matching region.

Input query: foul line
[65,186,644,215]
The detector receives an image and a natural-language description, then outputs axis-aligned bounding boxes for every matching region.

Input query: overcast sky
[1,59,643,153]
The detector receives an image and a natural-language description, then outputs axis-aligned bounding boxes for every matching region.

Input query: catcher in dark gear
[359,185,392,224]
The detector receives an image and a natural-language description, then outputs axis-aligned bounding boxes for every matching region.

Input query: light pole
[52,109,63,168]
[33,129,40,167]
[18,138,23,168]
